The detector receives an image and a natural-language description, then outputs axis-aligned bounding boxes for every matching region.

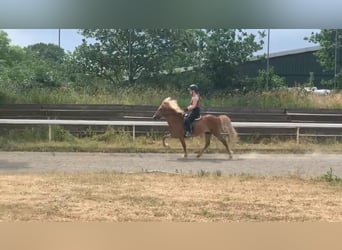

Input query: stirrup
[184,131,192,138]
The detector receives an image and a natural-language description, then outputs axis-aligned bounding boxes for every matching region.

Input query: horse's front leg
[179,137,187,158]
[162,133,171,147]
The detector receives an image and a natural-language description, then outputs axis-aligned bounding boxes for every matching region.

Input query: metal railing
[1,119,342,144]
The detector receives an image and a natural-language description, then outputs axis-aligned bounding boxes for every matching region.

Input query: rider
[184,84,200,137]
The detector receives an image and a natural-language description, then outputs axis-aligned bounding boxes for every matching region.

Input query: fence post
[133,125,136,141]
[296,127,300,144]
[48,117,52,142]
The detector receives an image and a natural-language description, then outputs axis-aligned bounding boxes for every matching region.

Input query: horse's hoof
[229,151,234,160]
[183,154,188,158]
[196,154,202,158]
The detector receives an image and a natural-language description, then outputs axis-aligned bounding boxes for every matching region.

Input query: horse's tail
[219,115,238,145]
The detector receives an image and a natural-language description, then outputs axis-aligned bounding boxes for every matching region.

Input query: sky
[3,29,321,55]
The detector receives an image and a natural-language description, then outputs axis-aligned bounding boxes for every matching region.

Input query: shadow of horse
[0,160,30,171]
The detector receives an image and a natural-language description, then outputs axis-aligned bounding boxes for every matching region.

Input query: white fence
[1,119,342,144]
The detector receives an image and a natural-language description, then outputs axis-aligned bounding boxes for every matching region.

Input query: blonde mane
[163,97,184,114]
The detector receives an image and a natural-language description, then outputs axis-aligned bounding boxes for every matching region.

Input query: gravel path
[0,151,341,178]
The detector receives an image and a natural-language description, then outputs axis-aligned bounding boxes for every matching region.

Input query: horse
[152,97,238,158]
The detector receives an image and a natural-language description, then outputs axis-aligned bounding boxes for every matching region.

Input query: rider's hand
[184,107,188,112]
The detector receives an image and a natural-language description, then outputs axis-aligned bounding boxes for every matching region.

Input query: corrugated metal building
[239,46,334,87]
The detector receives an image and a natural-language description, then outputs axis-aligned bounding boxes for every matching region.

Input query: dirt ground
[0,151,341,222]
[0,172,341,222]
[0,151,341,178]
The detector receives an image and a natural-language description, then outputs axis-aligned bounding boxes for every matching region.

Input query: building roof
[250,45,321,61]
[267,45,320,58]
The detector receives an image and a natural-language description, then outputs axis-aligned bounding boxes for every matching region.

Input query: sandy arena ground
[0,151,341,178]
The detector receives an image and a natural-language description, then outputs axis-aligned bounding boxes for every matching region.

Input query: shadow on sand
[167,156,243,163]
[0,160,30,171]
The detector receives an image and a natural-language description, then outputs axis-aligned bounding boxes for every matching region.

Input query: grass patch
[1,132,342,154]
[2,86,342,109]
[320,168,342,184]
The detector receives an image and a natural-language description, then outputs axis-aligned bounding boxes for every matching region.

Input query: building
[239,46,334,87]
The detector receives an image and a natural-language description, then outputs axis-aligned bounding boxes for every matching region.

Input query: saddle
[184,113,201,121]
[183,114,201,137]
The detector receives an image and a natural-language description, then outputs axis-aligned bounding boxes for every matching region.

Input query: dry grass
[3,134,342,154]
[0,172,341,222]
[309,93,342,108]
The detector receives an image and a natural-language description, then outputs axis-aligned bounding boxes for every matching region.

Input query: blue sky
[3,29,320,54]
[3,29,84,52]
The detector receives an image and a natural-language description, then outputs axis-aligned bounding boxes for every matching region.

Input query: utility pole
[334,29,338,90]
[266,29,270,90]
[58,29,61,48]
[128,29,132,83]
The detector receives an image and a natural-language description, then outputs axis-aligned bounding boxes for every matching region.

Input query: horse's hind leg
[214,133,233,159]
[197,132,211,158]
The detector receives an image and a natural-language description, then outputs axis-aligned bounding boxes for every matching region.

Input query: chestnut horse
[152,97,238,158]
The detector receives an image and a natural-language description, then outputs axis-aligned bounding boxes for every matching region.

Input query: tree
[71,29,266,91]
[305,29,342,88]
[254,67,285,90]
[201,29,265,90]
[0,30,26,67]
[26,43,65,62]
[74,29,198,85]
[0,30,11,64]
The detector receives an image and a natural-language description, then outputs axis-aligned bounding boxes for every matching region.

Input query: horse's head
[152,97,171,120]
[153,97,184,120]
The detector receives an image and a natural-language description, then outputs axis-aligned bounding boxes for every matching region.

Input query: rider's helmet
[188,84,199,93]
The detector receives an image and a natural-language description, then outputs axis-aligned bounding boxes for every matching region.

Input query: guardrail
[2,104,342,123]
[1,119,342,144]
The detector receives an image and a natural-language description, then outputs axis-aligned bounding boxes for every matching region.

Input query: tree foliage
[306,29,342,70]
[306,29,342,88]
[1,29,267,100]
[200,29,265,90]
[0,30,26,67]
[0,31,69,90]
[74,29,198,85]
[26,43,65,63]
[71,29,265,90]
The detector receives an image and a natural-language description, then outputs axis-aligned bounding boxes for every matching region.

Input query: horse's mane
[163,97,184,114]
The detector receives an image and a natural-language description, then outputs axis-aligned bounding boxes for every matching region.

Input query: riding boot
[184,118,191,137]
[185,131,192,137]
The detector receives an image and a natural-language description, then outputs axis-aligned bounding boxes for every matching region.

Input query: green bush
[254,67,286,91]
[52,125,76,142]
[320,168,342,184]
[94,127,132,143]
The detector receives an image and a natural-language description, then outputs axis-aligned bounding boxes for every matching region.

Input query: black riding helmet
[188,84,199,93]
